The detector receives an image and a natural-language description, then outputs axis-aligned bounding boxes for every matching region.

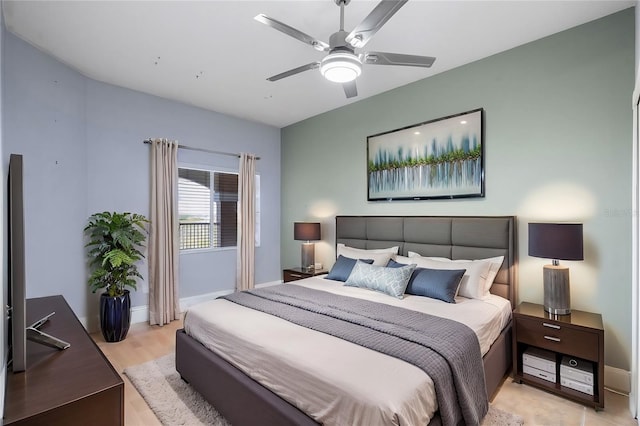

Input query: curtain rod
[143,139,260,160]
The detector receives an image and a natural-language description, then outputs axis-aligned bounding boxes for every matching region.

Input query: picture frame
[367,108,484,201]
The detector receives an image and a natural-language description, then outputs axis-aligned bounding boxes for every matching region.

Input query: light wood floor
[93,320,184,426]
[92,320,638,426]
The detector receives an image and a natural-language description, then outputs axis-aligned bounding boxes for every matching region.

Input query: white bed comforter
[184,277,511,426]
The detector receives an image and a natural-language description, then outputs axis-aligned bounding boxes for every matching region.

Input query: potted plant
[85,211,149,342]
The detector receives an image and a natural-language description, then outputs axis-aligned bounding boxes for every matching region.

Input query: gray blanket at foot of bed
[222,284,488,426]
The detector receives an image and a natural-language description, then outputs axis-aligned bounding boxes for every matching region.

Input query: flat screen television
[7,154,70,376]
[8,153,26,373]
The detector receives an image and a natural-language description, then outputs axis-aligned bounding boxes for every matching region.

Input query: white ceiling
[2,1,634,128]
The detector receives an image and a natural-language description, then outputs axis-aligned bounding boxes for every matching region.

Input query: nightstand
[512,302,604,410]
[282,267,328,283]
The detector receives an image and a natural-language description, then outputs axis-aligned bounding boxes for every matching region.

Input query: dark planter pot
[100,290,131,342]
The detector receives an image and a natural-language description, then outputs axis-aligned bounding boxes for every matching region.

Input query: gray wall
[85,80,282,299]
[3,30,88,320]
[281,9,634,370]
[3,31,281,327]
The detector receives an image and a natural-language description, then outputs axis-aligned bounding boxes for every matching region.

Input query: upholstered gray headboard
[335,216,518,308]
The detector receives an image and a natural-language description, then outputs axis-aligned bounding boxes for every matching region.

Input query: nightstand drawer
[516,316,599,361]
[283,270,308,282]
[283,268,328,283]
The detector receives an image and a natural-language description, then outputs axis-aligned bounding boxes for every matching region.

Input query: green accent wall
[282,8,634,370]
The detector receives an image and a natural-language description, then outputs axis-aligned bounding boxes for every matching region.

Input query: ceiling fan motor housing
[320,52,362,83]
[319,30,362,84]
[329,30,350,50]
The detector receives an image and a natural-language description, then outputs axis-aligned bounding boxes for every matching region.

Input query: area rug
[124,354,524,425]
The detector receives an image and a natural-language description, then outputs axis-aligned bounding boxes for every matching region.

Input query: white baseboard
[178,280,282,312]
[130,304,150,325]
[80,280,284,332]
[605,365,631,394]
[178,288,234,312]
[79,314,95,333]
[255,280,283,289]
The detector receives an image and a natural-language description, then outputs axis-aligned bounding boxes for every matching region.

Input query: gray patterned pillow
[345,260,416,299]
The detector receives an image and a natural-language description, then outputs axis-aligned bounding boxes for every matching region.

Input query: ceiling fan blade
[362,51,436,68]
[254,14,329,52]
[343,80,358,98]
[345,0,408,48]
[267,62,321,82]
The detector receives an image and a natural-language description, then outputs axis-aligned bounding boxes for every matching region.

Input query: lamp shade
[294,222,321,241]
[528,223,583,261]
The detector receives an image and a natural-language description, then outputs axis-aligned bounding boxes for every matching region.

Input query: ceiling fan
[255,0,435,99]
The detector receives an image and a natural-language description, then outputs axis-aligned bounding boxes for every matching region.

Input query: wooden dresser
[3,295,124,425]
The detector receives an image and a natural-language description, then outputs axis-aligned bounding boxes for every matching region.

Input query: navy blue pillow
[406,268,466,303]
[326,255,374,282]
[386,259,407,268]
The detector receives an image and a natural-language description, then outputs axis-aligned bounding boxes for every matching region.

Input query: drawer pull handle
[544,336,561,342]
[543,323,561,330]
[289,274,302,278]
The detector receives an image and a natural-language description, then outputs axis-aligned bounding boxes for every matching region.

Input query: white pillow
[407,252,492,299]
[392,254,413,264]
[337,243,398,255]
[414,254,505,296]
[337,244,398,266]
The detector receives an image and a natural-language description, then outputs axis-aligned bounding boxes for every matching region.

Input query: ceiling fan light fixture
[320,52,362,83]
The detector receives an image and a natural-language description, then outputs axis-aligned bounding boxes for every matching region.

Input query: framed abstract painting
[367,108,484,201]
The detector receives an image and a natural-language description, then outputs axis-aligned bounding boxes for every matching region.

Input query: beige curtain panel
[236,153,257,291]
[149,138,180,326]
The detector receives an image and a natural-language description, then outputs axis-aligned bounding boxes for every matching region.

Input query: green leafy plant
[85,211,149,297]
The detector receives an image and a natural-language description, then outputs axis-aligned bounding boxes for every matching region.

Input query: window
[178,167,260,250]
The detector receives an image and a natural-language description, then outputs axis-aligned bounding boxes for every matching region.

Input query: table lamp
[294,222,321,271]
[528,223,583,315]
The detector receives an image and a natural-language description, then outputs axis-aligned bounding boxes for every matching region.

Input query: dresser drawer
[516,316,599,361]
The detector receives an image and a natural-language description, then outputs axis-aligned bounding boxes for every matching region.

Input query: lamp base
[301,243,315,271]
[543,264,571,315]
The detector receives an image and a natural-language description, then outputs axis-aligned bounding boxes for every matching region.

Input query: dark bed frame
[176,215,518,426]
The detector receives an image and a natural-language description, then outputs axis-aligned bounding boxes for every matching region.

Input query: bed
[176,215,517,425]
